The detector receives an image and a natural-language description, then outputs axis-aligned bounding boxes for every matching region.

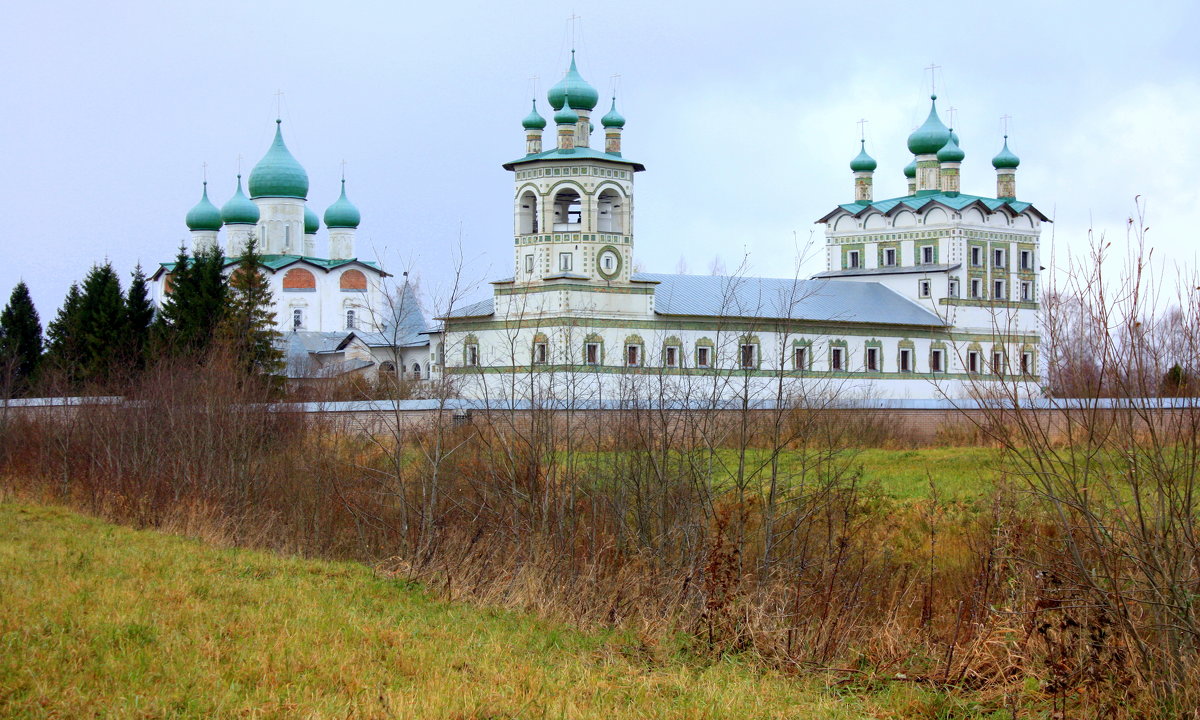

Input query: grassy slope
[0,502,882,720]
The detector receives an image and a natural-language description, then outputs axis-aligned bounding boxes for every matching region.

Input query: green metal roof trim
[819,192,1050,223]
[157,254,384,276]
[503,146,645,171]
[185,182,223,231]
[248,120,309,199]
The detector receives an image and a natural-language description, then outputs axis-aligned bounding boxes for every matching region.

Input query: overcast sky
[2,0,1198,322]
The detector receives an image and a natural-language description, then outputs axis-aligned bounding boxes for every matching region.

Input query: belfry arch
[552,187,583,231]
[596,187,625,233]
[517,189,539,235]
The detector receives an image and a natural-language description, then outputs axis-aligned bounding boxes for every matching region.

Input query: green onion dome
[323,179,361,229]
[547,50,598,111]
[937,131,965,163]
[904,159,917,179]
[992,135,1020,169]
[522,99,547,130]
[849,140,877,172]
[185,182,223,231]
[601,97,625,128]
[304,206,319,234]
[248,119,309,199]
[554,92,579,125]
[907,94,952,155]
[220,174,260,225]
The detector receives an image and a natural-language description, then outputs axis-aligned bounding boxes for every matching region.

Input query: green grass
[0,501,892,719]
[854,446,1003,500]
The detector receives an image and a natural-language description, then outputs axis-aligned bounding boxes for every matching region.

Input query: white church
[430,52,1046,402]
[157,53,1044,401]
[157,119,431,382]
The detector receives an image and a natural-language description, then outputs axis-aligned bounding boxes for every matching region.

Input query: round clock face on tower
[597,247,622,280]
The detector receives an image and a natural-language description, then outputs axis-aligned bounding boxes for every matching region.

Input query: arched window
[283,268,316,290]
[552,188,582,231]
[340,269,367,291]
[412,363,421,377]
[517,190,539,235]
[292,308,303,330]
[345,309,356,330]
[597,188,624,233]
[379,361,396,374]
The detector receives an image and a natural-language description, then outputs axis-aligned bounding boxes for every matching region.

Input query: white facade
[434,61,1045,403]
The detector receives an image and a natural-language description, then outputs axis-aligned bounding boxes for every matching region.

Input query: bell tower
[502,53,644,289]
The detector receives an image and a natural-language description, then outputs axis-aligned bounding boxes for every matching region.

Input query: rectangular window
[534,342,547,364]
[992,351,1005,376]
[664,346,678,367]
[558,252,573,271]
[585,342,600,365]
[831,347,844,371]
[626,345,640,367]
[525,254,534,273]
[847,250,861,269]
[921,245,934,264]
[994,279,1006,300]
[899,348,912,373]
[993,248,1006,268]
[292,308,303,329]
[948,278,959,297]
[1020,280,1032,301]
[696,346,711,368]
[884,248,896,266]
[967,350,980,374]
[918,279,931,298]
[1020,250,1032,270]
[739,344,756,369]
[970,278,982,299]
[1021,351,1033,375]
[866,347,879,371]
[971,246,982,267]
[466,344,479,367]
[793,346,807,371]
[930,349,944,373]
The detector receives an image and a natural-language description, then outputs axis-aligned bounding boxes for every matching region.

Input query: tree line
[0,237,282,396]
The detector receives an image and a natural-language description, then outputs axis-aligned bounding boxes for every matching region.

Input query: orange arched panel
[340,269,367,291]
[283,268,316,290]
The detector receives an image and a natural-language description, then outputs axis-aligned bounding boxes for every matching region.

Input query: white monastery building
[157,52,1044,402]
[431,52,1046,402]
[157,120,430,381]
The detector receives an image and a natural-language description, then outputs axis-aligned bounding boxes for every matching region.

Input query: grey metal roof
[444,273,946,327]
[634,273,947,327]
[445,297,496,318]
[813,263,960,279]
[361,280,429,347]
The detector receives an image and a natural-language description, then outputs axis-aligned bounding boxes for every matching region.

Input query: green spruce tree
[75,262,126,385]
[45,282,85,383]
[219,235,283,376]
[123,264,155,371]
[155,245,228,357]
[0,281,44,395]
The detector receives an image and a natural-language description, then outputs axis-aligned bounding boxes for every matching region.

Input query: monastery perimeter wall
[7,396,1197,446]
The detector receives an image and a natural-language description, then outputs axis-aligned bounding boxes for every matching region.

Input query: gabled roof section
[155,254,387,280]
[813,263,960,279]
[503,146,645,172]
[354,279,429,348]
[633,273,947,328]
[817,192,1049,224]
